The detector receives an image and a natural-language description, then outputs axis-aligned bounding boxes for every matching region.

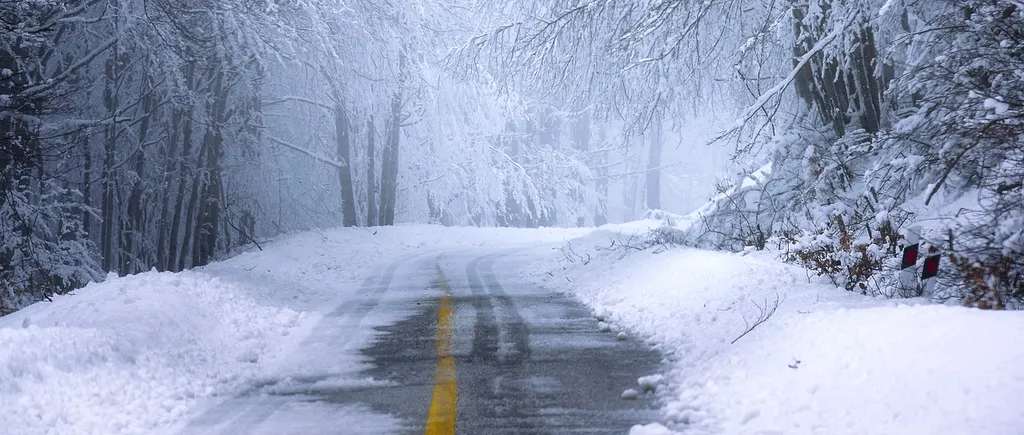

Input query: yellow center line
[425,264,457,435]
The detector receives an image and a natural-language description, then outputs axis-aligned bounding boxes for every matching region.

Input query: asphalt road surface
[180,247,663,434]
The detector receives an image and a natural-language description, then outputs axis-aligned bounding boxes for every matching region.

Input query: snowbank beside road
[0,271,305,435]
[529,224,1024,435]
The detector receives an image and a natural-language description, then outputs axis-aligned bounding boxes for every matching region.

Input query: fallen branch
[560,241,591,265]
[731,293,782,344]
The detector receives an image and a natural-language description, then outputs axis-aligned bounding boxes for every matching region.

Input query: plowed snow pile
[0,271,304,434]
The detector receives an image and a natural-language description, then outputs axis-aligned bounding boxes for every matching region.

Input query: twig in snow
[731,293,782,344]
[225,216,263,251]
[560,241,591,265]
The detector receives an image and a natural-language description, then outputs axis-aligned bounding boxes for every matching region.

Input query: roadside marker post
[921,246,941,296]
[900,225,921,295]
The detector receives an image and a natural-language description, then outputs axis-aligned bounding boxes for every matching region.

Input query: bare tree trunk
[123,73,153,274]
[334,95,357,227]
[499,120,524,227]
[574,110,591,226]
[379,51,406,226]
[168,63,196,272]
[645,114,662,211]
[536,108,559,226]
[365,116,377,226]
[594,164,608,225]
[594,126,608,226]
[196,67,226,266]
[179,167,201,271]
[168,112,193,272]
[100,48,119,273]
[852,22,882,134]
[522,118,540,227]
[379,91,400,226]
[623,136,641,221]
[196,137,220,266]
[157,107,183,271]
[81,133,92,239]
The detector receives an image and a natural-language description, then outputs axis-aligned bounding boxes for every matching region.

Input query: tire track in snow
[459,250,539,433]
[179,249,438,434]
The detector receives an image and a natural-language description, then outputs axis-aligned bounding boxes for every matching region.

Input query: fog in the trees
[4,0,1022,308]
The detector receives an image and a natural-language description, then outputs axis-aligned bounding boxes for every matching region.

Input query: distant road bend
[182,246,663,434]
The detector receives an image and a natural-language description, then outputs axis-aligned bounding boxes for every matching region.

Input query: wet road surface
[179,247,664,434]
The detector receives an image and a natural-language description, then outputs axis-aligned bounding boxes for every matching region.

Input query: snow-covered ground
[4,221,1022,435]
[526,221,1024,435]
[0,225,583,435]
[0,271,305,434]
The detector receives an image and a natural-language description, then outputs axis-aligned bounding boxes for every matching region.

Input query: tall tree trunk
[122,146,145,273]
[196,68,226,266]
[168,64,196,272]
[535,108,559,226]
[573,110,590,227]
[196,138,220,266]
[594,162,608,226]
[81,133,92,239]
[852,21,882,134]
[168,111,193,272]
[623,136,641,221]
[645,115,662,211]
[100,48,119,273]
[500,120,524,227]
[123,74,153,274]
[100,136,116,272]
[594,125,608,226]
[365,116,377,226]
[334,95,357,227]
[157,107,184,271]
[379,92,399,226]
[179,168,201,272]
[379,51,406,226]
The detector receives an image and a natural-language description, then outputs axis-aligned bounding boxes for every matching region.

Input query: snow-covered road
[176,246,662,434]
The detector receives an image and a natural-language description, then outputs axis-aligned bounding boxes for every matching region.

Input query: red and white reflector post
[921,246,941,296]
[899,225,921,294]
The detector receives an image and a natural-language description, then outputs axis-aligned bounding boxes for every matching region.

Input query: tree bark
[594,125,608,227]
[365,116,377,226]
[500,120,524,227]
[379,91,400,226]
[379,51,406,226]
[100,48,119,273]
[646,115,662,211]
[334,95,357,227]
[157,106,184,272]
[573,110,590,227]
[196,67,227,266]
[123,73,153,274]
[179,168,201,272]
[81,132,92,239]
[168,63,196,272]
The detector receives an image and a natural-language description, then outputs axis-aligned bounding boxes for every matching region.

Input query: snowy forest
[2,0,1022,310]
